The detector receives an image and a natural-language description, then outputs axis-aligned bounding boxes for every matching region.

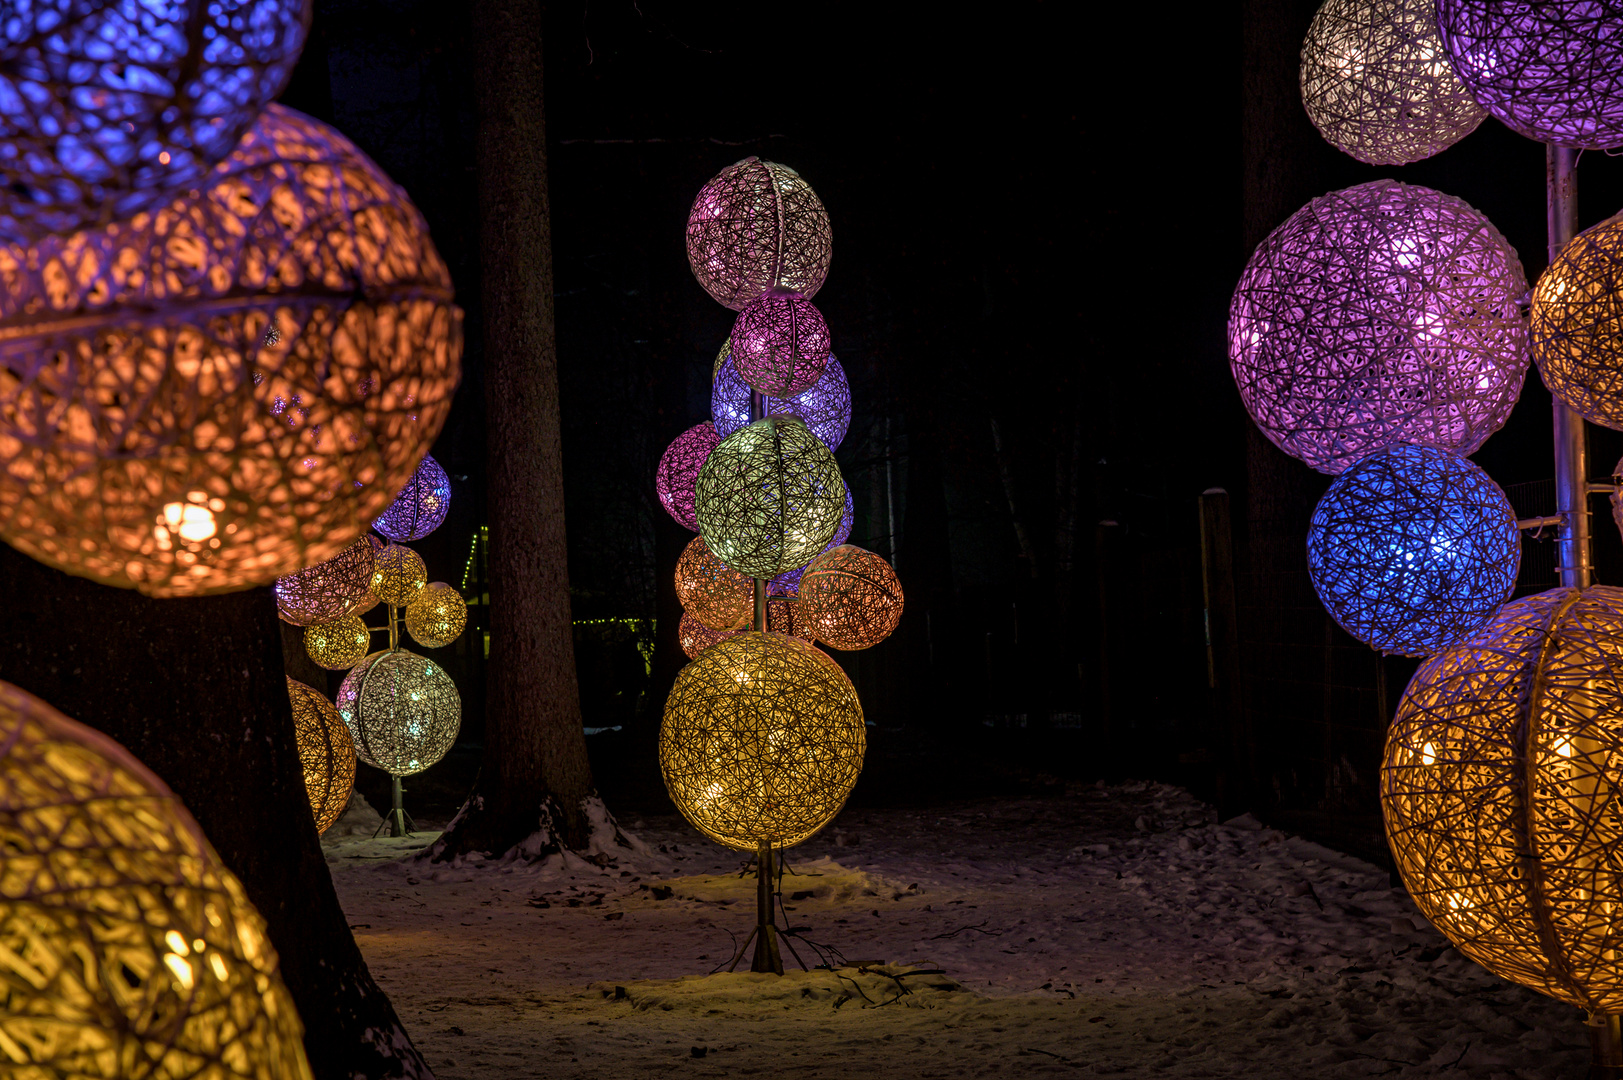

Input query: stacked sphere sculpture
[800,545,906,651]
[1307,445,1519,656]
[286,677,357,835]
[657,422,720,532]
[729,294,831,398]
[337,650,461,777]
[675,536,753,630]
[1300,0,1487,164]
[696,417,846,578]
[714,350,851,451]
[275,535,379,626]
[1229,180,1529,474]
[304,613,371,671]
[405,582,468,649]
[0,103,463,595]
[685,158,832,310]
[1437,0,1623,149]
[1532,211,1623,429]
[0,680,313,1078]
[1384,586,1623,1011]
[372,455,452,542]
[371,543,428,606]
[660,633,865,851]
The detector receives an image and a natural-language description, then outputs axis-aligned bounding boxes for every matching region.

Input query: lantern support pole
[1550,143,1592,590]
[750,389,768,632]
[750,840,783,974]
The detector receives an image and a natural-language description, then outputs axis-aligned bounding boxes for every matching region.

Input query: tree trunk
[0,545,432,1080]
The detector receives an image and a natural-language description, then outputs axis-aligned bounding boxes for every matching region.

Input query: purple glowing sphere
[373,455,451,541]
[1437,0,1623,148]
[769,482,853,595]
[685,157,832,310]
[729,294,830,398]
[656,422,720,532]
[713,349,850,451]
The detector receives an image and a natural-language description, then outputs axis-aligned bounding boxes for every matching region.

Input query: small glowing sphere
[275,535,378,627]
[1532,212,1623,429]
[678,610,737,659]
[372,455,452,542]
[713,349,851,451]
[337,650,461,777]
[696,417,846,578]
[303,614,372,671]
[799,545,905,651]
[675,536,753,631]
[685,157,832,310]
[729,294,831,398]
[286,677,357,835]
[656,422,720,532]
[770,482,854,595]
[405,582,468,649]
[371,543,427,606]
[0,680,313,1078]
[660,632,865,851]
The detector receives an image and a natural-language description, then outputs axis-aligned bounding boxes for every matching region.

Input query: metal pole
[1591,1012,1623,1079]
[750,840,783,974]
[751,389,767,632]
[1550,144,1592,590]
[389,775,406,838]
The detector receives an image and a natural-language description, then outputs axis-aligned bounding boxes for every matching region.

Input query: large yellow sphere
[303,613,372,670]
[1384,585,1623,1011]
[660,632,865,851]
[404,581,467,648]
[370,542,427,606]
[0,680,313,1078]
[336,650,461,777]
[286,678,357,835]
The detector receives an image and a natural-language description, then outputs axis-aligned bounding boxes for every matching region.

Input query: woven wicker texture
[657,422,720,532]
[372,454,451,542]
[1229,180,1528,474]
[729,294,831,399]
[303,612,372,670]
[677,597,810,661]
[286,677,356,835]
[696,417,846,578]
[274,534,379,627]
[769,482,854,595]
[800,545,905,652]
[0,680,312,1078]
[685,157,832,311]
[404,581,467,649]
[1384,585,1623,1012]
[1300,0,1487,165]
[676,536,753,631]
[660,632,864,852]
[1437,0,1623,149]
[0,103,462,596]
[1307,445,1519,657]
[1532,211,1623,429]
[336,649,460,777]
[678,610,736,659]
[0,0,311,243]
[713,349,851,451]
[371,542,427,607]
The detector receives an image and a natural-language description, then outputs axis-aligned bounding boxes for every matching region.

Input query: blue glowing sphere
[1307,445,1519,657]
[713,348,850,451]
[373,455,451,542]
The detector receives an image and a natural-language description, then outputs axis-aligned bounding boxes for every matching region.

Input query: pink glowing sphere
[685,158,832,310]
[656,422,720,532]
[729,294,831,399]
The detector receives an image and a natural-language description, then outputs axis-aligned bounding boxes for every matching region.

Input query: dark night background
[277,0,1623,862]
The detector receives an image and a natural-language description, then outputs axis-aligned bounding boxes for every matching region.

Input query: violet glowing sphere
[1229,180,1528,474]
[656,422,721,532]
[1437,0,1623,149]
[685,157,832,310]
[713,350,851,451]
[769,482,854,595]
[372,455,451,542]
[729,294,831,399]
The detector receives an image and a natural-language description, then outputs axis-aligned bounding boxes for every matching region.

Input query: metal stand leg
[382,775,413,838]
[1590,1013,1623,1079]
[749,840,783,975]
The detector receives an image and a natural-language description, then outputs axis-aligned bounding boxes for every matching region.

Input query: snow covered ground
[324,781,1590,1078]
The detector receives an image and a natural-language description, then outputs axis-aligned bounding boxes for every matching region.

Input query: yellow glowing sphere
[660,631,865,851]
[1531,213,1623,430]
[286,677,357,834]
[371,542,427,606]
[405,581,467,648]
[304,613,372,670]
[0,680,313,1078]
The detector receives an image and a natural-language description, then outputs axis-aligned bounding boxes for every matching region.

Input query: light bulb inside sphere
[405,582,468,648]
[304,614,372,670]
[656,423,721,532]
[685,157,832,310]
[799,545,905,651]
[713,349,851,451]
[729,294,831,398]
[676,536,754,630]
[1229,180,1528,474]
[286,677,357,835]
[696,417,846,578]
[1532,212,1623,429]
[275,535,378,627]
[372,455,452,542]
[337,650,461,777]
[371,543,428,606]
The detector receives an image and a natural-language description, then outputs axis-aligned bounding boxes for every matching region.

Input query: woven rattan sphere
[696,417,846,578]
[729,294,831,398]
[0,103,462,596]
[0,680,313,1078]
[337,649,461,777]
[274,534,378,627]
[1384,585,1623,1011]
[1531,211,1623,429]
[1437,0,1623,149]
[800,545,905,652]
[371,542,427,606]
[769,481,854,595]
[685,157,832,310]
[678,610,737,658]
[676,536,753,630]
[405,581,467,649]
[713,349,851,451]
[1229,180,1528,474]
[660,632,865,851]
[1300,0,1487,165]
[286,677,356,835]
[1307,445,1519,656]
[657,422,720,532]
[304,613,372,671]
[372,454,451,542]
[0,0,311,243]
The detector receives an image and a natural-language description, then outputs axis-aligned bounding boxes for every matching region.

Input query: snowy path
[326,782,1588,1078]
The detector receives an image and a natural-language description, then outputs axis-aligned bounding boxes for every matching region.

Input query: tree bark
[0,545,432,1080]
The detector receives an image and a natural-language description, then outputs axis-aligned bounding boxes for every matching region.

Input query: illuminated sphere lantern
[660,632,865,851]
[1532,211,1623,429]
[696,417,846,578]
[1299,0,1487,164]
[657,422,720,532]
[0,680,313,1078]
[371,542,427,606]
[274,534,378,626]
[729,293,831,398]
[304,613,371,671]
[800,545,905,651]
[676,535,753,630]
[1307,445,1519,656]
[714,349,851,451]
[1384,586,1623,1012]
[678,610,737,658]
[0,103,463,596]
[404,581,467,649]
[1437,0,1623,148]
[337,650,461,777]
[372,454,451,542]
[685,157,832,310]
[286,677,357,835]
[1229,180,1528,474]
[770,481,854,595]
[0,0,311,242]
